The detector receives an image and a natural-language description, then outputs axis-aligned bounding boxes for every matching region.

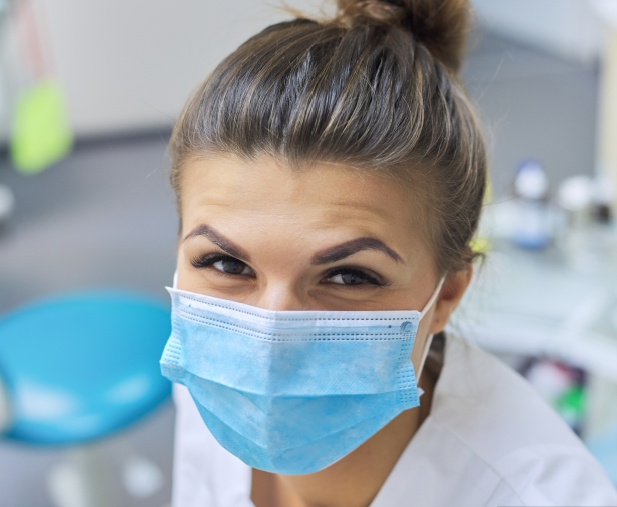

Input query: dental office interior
[0,0,616,505]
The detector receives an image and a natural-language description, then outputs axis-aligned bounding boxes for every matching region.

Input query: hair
[169,0,487,276]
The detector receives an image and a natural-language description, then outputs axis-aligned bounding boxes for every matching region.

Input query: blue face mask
[160,280,443,475]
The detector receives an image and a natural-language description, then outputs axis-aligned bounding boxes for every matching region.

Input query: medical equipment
[0,291,172,506]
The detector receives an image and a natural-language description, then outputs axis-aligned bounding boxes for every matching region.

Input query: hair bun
[335,0,470,73]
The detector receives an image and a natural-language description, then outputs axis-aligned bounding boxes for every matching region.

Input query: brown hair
[169,0,487,275]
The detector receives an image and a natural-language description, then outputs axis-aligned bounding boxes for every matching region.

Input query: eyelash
[190,253,386,286]
[323,267,386,287]
[190,253,252,273]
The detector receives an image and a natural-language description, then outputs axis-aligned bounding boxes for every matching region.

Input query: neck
[251,370,437,507]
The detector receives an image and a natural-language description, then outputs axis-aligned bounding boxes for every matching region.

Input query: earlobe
[428,266,473,334]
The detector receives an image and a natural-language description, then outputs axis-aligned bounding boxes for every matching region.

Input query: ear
[428,266,473,335]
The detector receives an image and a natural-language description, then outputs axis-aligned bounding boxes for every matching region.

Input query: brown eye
[323,268,384,286]
[213,258,253,275]
[337,273,366,285]
[191,253,256,277]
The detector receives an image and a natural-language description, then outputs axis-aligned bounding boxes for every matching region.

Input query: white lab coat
[171,334,617,506]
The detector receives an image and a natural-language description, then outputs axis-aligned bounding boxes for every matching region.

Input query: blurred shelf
[451,236,617,382]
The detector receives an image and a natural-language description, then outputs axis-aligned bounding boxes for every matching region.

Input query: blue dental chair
[0,291,172,505]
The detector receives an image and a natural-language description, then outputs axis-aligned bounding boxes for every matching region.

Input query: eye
[191,253,255,277]
[213,258,253,275]
[322,267,385,286]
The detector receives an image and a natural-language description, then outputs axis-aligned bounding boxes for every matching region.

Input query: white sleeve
[494,443,617,506]
[171,383,253,507]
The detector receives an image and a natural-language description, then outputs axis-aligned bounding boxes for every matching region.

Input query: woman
[160,0,617,505]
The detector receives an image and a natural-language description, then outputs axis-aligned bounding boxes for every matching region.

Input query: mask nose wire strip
[173,271,445,316]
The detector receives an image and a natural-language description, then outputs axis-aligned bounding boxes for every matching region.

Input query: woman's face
[176,155,470,366]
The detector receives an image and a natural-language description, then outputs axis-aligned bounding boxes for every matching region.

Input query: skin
[176,155,472,507]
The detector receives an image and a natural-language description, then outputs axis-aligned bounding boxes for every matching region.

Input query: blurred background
[0,0,616,505]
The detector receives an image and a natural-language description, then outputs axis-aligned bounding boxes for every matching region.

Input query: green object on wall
[10,79,73,174]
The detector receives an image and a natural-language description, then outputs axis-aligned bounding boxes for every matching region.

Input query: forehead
[180,155,424,252]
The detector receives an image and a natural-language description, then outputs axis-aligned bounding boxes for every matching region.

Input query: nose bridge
[257,278,306,311]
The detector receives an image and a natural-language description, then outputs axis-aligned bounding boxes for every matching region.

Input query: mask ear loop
[173,270,178,289]
[420,276,446,318]
[416,276,446,394]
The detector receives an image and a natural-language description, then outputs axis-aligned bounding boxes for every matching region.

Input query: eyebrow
[311,237,402,265]
[183,224,251,262]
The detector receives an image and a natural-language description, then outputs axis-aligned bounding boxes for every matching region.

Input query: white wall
[30,0,320,137]
[2,0,606,138]
[471,0,603,64]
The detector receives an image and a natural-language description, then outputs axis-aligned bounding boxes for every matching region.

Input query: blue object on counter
[0,291,171,445]
[511,159,552,250]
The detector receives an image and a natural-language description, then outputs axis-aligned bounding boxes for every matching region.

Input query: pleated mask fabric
[160,282,442,475]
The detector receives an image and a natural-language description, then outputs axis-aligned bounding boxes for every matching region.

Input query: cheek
[174,243,218,292]
[410,309,435,371]
[175,248,198,292]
